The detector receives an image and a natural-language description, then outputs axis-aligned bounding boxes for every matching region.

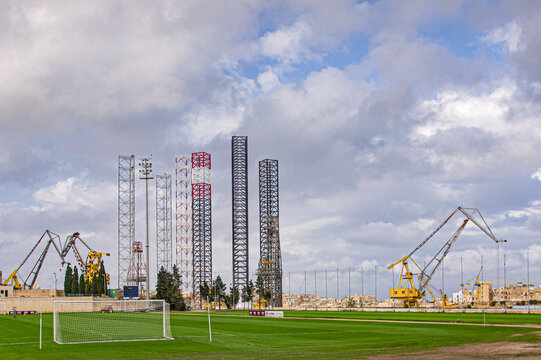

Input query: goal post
[53,299,173,344]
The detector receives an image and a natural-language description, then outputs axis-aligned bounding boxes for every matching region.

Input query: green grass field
[1,311,540,359]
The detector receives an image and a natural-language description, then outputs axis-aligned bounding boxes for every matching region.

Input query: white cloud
[32,176,115,213]
[531,168,541,181]
[257,69,281,92]
[481,18,524,54]
[259,19,313,64]
[412,82,515,139]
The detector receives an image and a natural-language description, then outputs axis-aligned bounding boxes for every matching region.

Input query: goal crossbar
[54,299,173,344]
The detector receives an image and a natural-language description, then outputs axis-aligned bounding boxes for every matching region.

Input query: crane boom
[418,219,468,293]
[458,207,506,243]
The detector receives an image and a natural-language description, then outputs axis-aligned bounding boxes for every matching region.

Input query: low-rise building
[0,285,14,298]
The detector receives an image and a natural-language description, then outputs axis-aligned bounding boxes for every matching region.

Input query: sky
[1,0,541,300]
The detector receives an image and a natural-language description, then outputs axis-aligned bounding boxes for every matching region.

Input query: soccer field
[1,311,540,359]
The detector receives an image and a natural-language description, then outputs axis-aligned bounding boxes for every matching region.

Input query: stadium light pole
[139,156,153,300]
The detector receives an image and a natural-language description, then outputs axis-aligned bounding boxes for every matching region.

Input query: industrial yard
[3,1,541,359]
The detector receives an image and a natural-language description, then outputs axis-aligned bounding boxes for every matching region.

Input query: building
[493,284,541,304]
[0,285,13,298]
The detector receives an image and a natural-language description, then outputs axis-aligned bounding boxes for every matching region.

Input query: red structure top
[192,152,211,169]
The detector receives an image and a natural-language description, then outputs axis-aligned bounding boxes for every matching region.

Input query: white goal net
[54,299,173,344]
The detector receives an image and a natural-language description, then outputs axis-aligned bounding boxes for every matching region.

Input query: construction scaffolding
[258,159,282,307]
[156,173,173,273]
[192,152,212,308]
[118,155,136,290]
[232,136,249,291]
[175,155,193,294]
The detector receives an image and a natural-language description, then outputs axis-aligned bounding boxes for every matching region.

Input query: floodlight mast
[139,156,153,300]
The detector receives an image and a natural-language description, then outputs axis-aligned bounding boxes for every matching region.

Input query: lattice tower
[156,174,173,273]
[232,136,249,291]
[175,155,193,294]
[258,159,282,307]
[126,241,147,293]
[118,155,136,290]
[192,152,212,309]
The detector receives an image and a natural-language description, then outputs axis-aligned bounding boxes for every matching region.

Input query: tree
[156,267,170,300]
[199,281,211,306]
[213,275,226,309]
[71,267,79,295]
[91,275,98,295]
[263,290,272,308]
[155,266,185,311]
[78,274,85,295]
[241,280,255,309]
[225,285,240,309]
[168,265,185,310]
[99,261,107,295]
[64,264,73,295]
[85,278,91,295]
[346,297,356,308]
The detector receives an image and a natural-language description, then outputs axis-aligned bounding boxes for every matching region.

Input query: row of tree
[199,275,272,309]
[62,260,273,310]
[63,262,108,296]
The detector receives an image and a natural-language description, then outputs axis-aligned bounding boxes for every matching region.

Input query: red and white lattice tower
[126,241,147,294]
[175,155,192,294]
[192,152,211,308]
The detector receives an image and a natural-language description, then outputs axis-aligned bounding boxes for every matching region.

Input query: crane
[388,207,506,307]
[2,230,65,290]
[61,232,110,283]
[2,231,110,290]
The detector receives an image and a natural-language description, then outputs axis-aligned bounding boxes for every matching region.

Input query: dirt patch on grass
[363,341,541,359]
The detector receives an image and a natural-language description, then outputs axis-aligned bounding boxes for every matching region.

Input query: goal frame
[53,299,173,344]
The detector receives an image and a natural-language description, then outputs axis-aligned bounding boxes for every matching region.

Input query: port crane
[2,231,109,290]
[388,207,506,307]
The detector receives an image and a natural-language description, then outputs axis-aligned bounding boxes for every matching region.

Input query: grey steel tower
[258,159,282,307]
[156,173,173,273]
[192,152,212,308]
[232,136,248,293]
[118,155,136,290]
[175,155,193,296]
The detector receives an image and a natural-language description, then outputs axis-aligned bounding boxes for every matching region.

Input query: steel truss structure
[175,155,193,294]
[118,155,136,290]
[156,174,173,273]
[232,136,249,291]
[126,241,146,289]
[192,152,212,308]
[258,159,282,307]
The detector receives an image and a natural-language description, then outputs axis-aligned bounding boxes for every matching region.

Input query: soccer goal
[53,299,173,344]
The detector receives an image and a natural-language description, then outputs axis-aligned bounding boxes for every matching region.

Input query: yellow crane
[388,207,506,308]
[61,233,110,283]
[85,251,110,284]
[2,231,110,290]
[462,275,493,308]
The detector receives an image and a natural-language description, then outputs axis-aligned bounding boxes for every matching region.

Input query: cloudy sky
[2,0,541,300]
